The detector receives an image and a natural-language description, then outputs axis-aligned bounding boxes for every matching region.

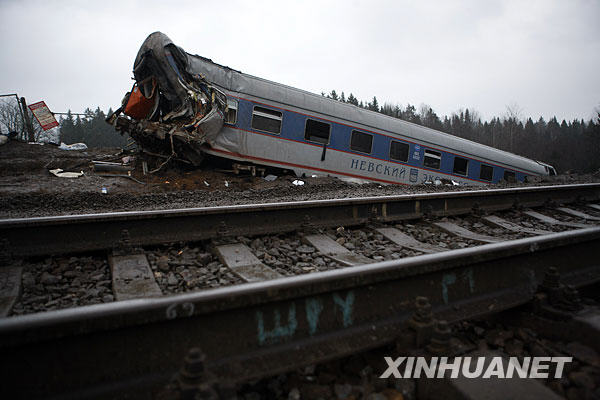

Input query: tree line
[2,94,598,174]
[322,90,600,174]
[58,108,130,148]
[0,99,129,148]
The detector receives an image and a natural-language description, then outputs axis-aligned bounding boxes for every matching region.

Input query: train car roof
[175,37,545,175]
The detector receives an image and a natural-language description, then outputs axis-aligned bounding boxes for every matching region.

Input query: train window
[503,170,516,183]
[480,164,493,181]
[251,106,282,134]
[225,98,237,124]
[304,119,330,144]
[423,149,441,169]
[389,141,409,162]
[350,130,373,154]
[453,156,469,176]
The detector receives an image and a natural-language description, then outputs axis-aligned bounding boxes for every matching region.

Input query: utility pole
[20,97,35,142]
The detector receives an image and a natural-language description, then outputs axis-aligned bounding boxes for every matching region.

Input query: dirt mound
[1,139,598,219]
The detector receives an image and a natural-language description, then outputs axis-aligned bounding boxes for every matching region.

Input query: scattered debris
[204,181,210,187]
[339,177,369,185]
[292,180,305,186]
[92,161,134,174]
[59,142,88,151]
[264,174,277,182]
[224,180,229,187]
[101,187,108,194]
[49,169,84,178]
[233,163,266,177]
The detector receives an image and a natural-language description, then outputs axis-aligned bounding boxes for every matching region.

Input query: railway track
[1,183,600,399]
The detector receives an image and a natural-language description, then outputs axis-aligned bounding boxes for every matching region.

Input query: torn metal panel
[108,32,227,167]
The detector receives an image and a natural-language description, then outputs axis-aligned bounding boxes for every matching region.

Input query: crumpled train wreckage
[107,33,227,170]
[108,33,553,185]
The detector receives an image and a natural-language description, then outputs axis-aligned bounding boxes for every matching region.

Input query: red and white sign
[28,101,59,131]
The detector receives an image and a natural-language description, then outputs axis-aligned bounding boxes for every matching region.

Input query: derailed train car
[108,32,557,185]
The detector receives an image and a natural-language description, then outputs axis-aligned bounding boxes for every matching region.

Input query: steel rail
[1,183,599,258]
[0,227,599,399]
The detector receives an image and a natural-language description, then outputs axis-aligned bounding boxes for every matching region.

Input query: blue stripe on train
[233,98,525,184]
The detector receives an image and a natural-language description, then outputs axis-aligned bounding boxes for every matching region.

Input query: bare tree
[0,98,24,138]
[0,98,44,141]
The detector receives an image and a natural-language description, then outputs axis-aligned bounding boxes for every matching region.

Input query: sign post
[28,101,59,131]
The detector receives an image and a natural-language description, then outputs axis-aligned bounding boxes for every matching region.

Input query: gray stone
[197,252,212,265]
[63,270,78,279]
[296,245,315,254]
[91,273,104,281]
[179,270,192,281]
[206,261,220,269]
[21,272,35,287]
[157,256,170,272]
[268,248,281,257]
[288,388,300,400]
[167,273,178,286]
[40,272,59,285]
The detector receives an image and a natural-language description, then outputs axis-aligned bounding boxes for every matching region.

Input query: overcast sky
[1,0,598,122]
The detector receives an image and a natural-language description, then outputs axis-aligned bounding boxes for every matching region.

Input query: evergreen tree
[368,96,379,112]
[402,104,420,124]
[347,93,358,106]
[59,107,129,148]
[317,88,599,173]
